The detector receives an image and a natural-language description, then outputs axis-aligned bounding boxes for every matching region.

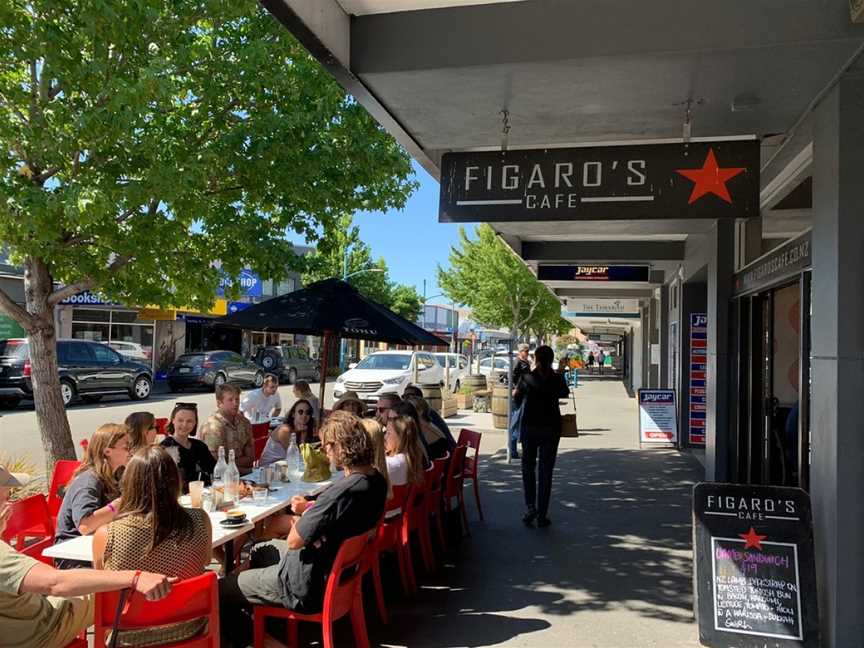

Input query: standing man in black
[508,343,532,461]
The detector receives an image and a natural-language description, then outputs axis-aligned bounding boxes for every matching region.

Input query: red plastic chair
[62,639,87,648]
[2,494,54,558]
[457,429,485,521]
[48,459,81,524]
[404,478,435,574]
[253,532,373,648]
[94,572,219,647]
[250,422,270,440]
[425,453,449,553]
[155,417,169,436]
[444,445,469,537]
[374,484,415,605]
[253,434,268,462]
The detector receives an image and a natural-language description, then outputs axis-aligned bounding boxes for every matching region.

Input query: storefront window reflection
[70,309,154,367]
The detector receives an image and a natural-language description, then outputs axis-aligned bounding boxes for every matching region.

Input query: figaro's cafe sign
[439,139,760,223]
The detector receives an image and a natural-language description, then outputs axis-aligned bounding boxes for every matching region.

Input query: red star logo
[739,527,768,551]
[676,148,745,204]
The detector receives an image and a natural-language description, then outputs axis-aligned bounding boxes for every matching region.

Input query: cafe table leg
[223,539,236,573]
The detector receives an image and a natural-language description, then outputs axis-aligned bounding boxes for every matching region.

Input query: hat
[333,391,365,411]
[0,465,30,488]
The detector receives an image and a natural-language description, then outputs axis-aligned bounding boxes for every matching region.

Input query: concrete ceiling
[336,0,524,15]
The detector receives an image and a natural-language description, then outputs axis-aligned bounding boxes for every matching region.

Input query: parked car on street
[167,350,264,393]
[252,343,320,384]
[478,354,515,380]
[0,338,153,409]
[333,350,444,407]
[108,341,150,362]
[433,352,469,392]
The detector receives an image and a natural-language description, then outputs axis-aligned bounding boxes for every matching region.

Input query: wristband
[107,502,117,514]
[131,569,141,592]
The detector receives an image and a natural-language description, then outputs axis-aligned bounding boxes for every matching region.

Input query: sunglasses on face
[295,409,311,415]
[175,402,198,409]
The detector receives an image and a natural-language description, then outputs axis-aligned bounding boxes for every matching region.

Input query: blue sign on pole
[217,269,262,298]
[227,301,253,315]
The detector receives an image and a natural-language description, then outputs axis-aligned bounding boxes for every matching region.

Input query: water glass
[201,490,214,513]
[188,480,205,508]
[252,486,268,504]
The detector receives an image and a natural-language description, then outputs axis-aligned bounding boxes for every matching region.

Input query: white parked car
[333,350,444,407]
[433,352,469,392]
[108,341,150,363]
[478,354,515,379]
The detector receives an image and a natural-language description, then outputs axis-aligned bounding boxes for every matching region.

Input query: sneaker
[522,510,537,527]
[536,516,551,528]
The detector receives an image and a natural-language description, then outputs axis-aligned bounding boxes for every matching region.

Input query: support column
[810,74,864,648]
[659,285,670,388]
[648,295,659,387]
[706,220,734,481]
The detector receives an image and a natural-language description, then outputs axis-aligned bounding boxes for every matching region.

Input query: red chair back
[3,494,54,555]
[321,532,372,622]
[250,422,270,440]
[48,460,81,519]
[445,445,468,497]
[253,434,268,462]
[94,572,219,647]
[457,429,482,476]
[384,483,410,516]
[425,454,447,501]
[155,417,169,436]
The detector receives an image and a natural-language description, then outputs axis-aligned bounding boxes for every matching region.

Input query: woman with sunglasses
[125,411,158,453]
[258,399,316,467]
[160,402,216,490]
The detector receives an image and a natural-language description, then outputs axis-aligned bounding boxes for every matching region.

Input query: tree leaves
[0,1,417,310]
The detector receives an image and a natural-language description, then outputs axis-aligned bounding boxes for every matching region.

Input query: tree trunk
[24,258,76,473]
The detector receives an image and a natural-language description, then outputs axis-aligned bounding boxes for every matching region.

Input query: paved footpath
[368,381,703,648]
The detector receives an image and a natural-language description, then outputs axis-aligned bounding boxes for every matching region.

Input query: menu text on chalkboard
[693,483,819,648]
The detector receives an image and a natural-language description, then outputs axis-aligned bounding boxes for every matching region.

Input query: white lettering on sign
[627,160,647,185]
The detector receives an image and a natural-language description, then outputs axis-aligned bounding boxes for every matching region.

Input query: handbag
[300,443,332,482]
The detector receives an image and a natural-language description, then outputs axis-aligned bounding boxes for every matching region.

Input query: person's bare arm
[92,525,108,569]
[286,523,307,551]
[78,497,120,536]
[20,562,176,600]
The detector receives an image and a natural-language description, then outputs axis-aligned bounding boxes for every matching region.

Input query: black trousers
[521,436,560,518]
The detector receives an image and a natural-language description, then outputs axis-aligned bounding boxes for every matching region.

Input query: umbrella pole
[319,331,331,411]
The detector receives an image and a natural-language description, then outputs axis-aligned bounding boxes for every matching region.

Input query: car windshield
[355,354,412,370]
[176,354,205,366]
[0,340,27,359]
[435,355,456,368]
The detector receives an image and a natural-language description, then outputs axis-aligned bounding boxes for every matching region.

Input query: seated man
[200,383,254,475]
[219,412,387,647]
[0,465,174,648]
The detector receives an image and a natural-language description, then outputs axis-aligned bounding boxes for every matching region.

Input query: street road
[0,381,337,471]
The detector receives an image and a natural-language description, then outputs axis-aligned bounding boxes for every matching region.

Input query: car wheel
[213,373,227,390]
[260,352,278,371]
[168,382,182,393]
[130,375,152,400]
[287,368,297,385]
[60,380,75,407]
[253,371,264,388]
[0,397,21,410]
[82,395,103,404]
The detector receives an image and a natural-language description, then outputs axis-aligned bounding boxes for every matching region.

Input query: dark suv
[167,350,264,393]
[253,344,320,384]
[0,338,153,409]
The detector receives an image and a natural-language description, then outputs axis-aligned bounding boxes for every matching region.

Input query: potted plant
[455,385,474,409]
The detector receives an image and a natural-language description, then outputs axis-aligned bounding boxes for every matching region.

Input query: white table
[43,471,338,565]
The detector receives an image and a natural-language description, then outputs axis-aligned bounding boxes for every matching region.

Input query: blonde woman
[359,417,392,499]
[384,411,426,486]
[55,423,132,568]
[125,411,158,452]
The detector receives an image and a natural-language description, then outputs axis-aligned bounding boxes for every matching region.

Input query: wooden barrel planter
[491,385,509,429]
[419,384,443,415]
[463,374,488,393]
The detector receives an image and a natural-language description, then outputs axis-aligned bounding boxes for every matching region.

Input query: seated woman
[54,424,132,568]
[293,381,320,420]
[384,409,426,487]
[331,391,367,417]
[390,401,431,468]
[93,446,212,647]
[160,402,216,490]
[360,418,391,499]
[125,411,158,452]
[404,395,450,461]
[258,399,316,467]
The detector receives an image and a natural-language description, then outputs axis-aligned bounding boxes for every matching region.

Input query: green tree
[389,283,422,322]
[0,1,416,468]
[438,224,556,341]
[301,214,423,321]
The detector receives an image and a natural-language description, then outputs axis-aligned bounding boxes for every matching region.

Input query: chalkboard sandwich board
[692,482,819,647]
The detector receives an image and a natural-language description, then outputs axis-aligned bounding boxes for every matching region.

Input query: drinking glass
[188,480,205,508]
[252,486,268,504]
[201,490,214,513]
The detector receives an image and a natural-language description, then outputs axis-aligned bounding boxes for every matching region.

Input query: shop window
[72,322,109,341]
[72,308,109,322]
[111,310,141,323]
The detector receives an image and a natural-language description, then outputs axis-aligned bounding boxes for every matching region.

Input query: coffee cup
[226,509,246,522]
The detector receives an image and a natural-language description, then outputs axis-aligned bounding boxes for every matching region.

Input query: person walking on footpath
[509,343,532,461]
[597,350,606,375]
[515,345,569,528]
[587,351,595,373]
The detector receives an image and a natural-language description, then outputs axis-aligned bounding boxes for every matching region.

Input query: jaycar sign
[439,139,759,223]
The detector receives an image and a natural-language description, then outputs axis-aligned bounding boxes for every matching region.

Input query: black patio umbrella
[219,278,448,406]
